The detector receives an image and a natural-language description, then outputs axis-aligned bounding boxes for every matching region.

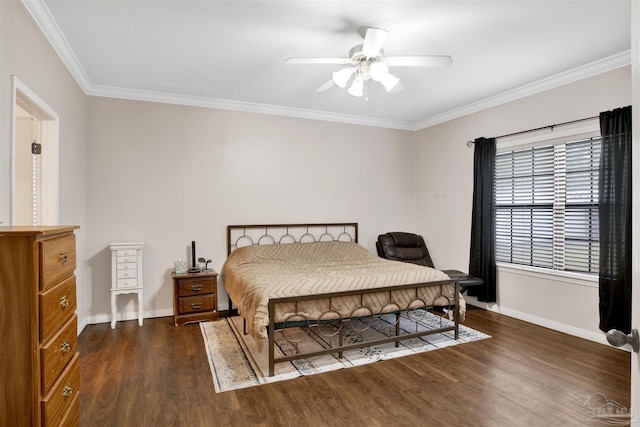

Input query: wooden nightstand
[172,270,218,326]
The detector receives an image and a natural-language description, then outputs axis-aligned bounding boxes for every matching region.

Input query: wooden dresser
[172,270,218,326]
[0,226,80,427]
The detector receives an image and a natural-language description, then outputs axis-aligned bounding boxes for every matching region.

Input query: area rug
[201,311,490,393]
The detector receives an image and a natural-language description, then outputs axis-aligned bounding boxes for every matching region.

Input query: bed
[222,223,465,376]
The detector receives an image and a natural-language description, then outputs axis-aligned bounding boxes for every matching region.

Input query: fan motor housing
[349,44,384,64]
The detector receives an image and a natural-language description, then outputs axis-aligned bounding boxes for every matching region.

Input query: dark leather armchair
[376,232,483,293]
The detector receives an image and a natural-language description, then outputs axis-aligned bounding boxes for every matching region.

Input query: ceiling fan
[286,27,452,98]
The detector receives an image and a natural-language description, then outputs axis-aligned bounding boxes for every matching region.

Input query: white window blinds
[495,137,600,274]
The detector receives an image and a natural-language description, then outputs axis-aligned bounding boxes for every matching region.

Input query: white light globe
[381,73,400,91]
[369,62,389,82]
[347,78,364,97]
[332,68,355,88]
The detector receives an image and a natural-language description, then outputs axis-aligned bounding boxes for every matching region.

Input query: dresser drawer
[40,234,76,290]
[58,392,79,427]
[41,315,77,394]
[117,255,136,263]
[178,295,215,314]
[176,278,216,297]
[42,352,80,427]
[40,275,76,342]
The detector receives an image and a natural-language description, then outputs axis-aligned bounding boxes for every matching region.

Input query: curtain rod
[466,115,599,147]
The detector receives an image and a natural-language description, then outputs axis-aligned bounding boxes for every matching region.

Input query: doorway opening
[11,76,59,226]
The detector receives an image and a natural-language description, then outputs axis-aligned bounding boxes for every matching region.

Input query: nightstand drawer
[40,275,76,343]
[40,234,76,290]
[176,278,215,297]
[41,315,77,393]
[179,295,215,314]
[42,352,80,427]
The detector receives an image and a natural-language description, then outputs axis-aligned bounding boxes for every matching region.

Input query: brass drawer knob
[62,384,72,398]
[191,302,203,310]
[61,340,71,354]
[191,285,202,292]
[59,295,69,309]
[60,251,68,265]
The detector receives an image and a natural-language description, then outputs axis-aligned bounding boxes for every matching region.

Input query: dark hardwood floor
[78,306,630,426]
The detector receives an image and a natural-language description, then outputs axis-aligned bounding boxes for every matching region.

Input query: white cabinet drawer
[117,256,136,264]
[116,249,137,257]
[117,262,137,270]
[116,278,138,288]
[117,269,137,279]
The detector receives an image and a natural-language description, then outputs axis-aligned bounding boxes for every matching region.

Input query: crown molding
[413,50,631,130]
[86,84,415,130]
[22,0,631,132]
[21,0,93,92]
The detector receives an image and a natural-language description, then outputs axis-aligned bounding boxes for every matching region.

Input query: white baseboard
[467,301,613,347]
[80,308,174,331]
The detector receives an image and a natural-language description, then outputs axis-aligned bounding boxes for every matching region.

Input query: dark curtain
[599,106,632,333]
[467,137,497,302]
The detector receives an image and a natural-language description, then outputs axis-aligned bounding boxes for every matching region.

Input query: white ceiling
[28,0,631,130]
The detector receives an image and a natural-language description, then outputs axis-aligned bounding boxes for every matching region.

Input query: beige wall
[85,97,417,324]
[415,66,632,343]
[0,1,88,330]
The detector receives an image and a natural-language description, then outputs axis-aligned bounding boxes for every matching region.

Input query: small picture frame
[175,259,188,274]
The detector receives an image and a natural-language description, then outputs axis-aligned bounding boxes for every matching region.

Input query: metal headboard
[227,223,358,255]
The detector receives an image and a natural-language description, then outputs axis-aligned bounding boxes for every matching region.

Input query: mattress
[222,240,466,344]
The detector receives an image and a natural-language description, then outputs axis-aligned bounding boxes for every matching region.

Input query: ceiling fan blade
[389,81,404,94]
[386,55,453,67]
[286,57,351,65]
[315,80,335,92]
[361,27,389,58]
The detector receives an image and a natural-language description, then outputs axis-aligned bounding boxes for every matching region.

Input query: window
[495,136,600,274]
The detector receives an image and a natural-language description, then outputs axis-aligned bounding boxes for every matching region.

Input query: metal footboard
[266,279,460,377]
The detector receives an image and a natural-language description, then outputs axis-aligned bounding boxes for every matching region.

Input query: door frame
[10,75,59,225]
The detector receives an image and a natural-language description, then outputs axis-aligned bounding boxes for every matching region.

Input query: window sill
[496,262,598,288]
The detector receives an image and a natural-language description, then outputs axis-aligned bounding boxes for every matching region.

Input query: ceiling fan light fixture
[347,77,364,97]
[332,67,355,88]
[380,73,400,92]
[369,61,389,82]
[286,27,452,98]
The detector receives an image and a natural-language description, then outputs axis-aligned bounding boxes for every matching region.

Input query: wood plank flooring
[78,306,630,426]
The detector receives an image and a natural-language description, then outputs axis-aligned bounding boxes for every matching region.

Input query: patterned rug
[201,311,490,393]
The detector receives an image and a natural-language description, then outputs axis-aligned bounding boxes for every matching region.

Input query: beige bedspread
[222,241,466,345]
